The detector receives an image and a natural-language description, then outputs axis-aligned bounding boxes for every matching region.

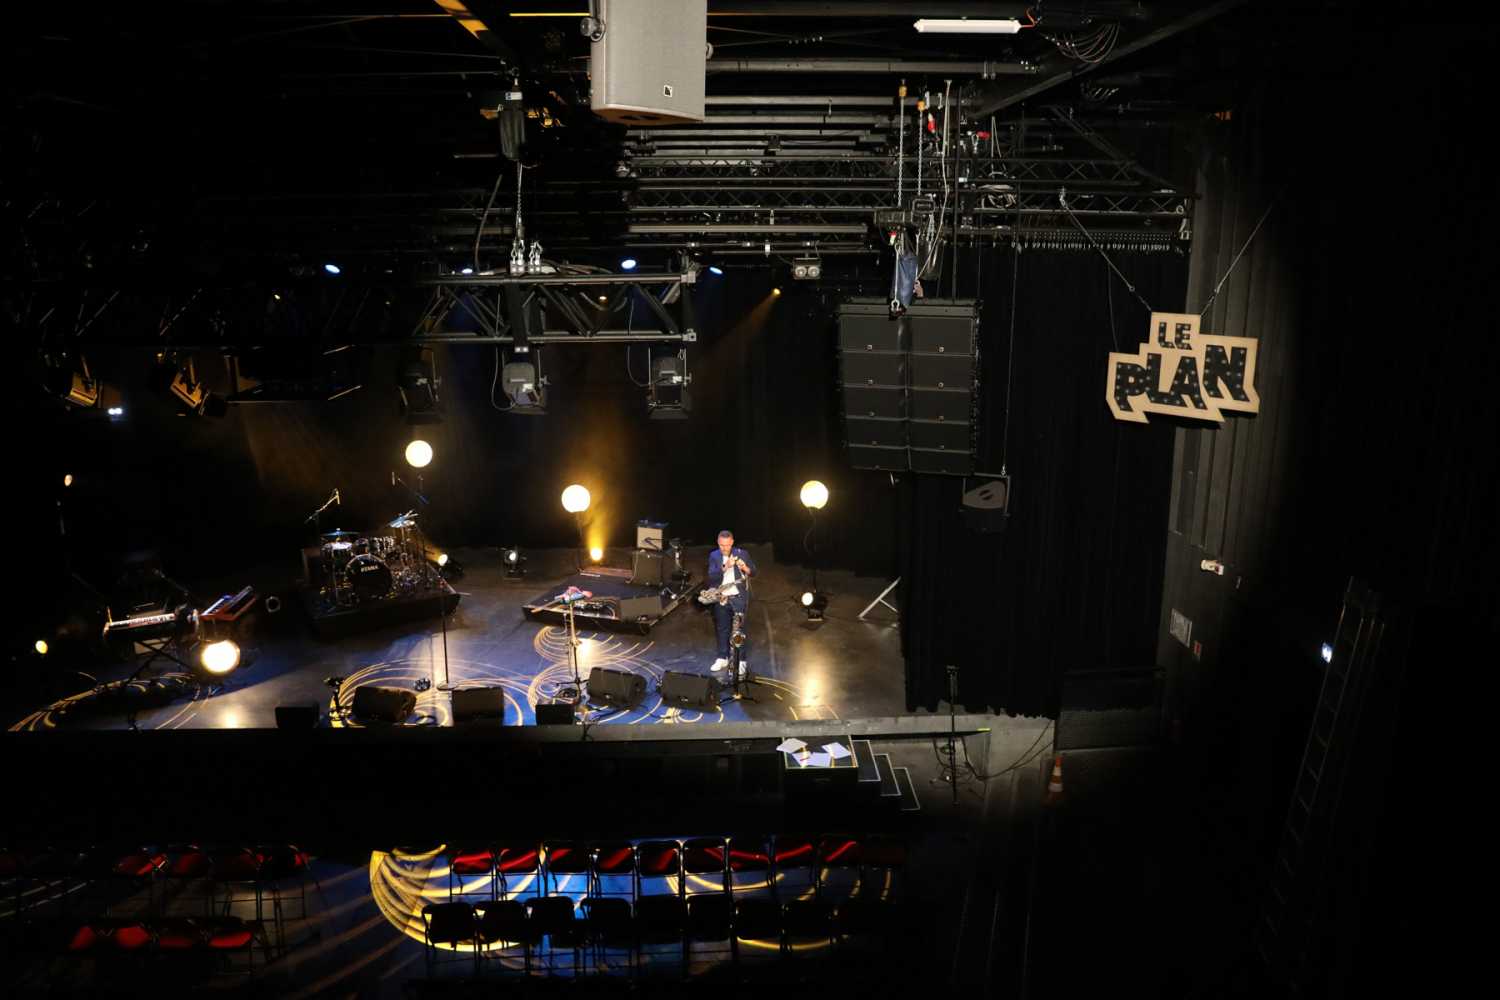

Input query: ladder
[1258,579,1386,992]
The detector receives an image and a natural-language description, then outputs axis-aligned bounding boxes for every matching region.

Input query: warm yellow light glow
[35,639,49,655]
[597,296,608,303]
[405,439,433,469]
[801,591,815,607]
[200,640,241,675]
[800,479,829,510]
[589,546,604,562]
[436,553,449,567]
[772,287,782,296]
[63,474,73,487]
[561,484,591,513]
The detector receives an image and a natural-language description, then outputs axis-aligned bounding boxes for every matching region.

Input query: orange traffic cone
[1043,753,1064,807]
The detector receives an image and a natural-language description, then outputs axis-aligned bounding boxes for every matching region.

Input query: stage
[8,545,908,733]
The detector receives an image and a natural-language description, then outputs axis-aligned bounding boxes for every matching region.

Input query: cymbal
[321,529,360,540]
[388,514,419,528]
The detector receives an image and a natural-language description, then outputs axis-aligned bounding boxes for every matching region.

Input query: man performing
[706,530,755,674]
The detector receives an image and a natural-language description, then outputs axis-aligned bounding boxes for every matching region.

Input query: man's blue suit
[706,546,756,660]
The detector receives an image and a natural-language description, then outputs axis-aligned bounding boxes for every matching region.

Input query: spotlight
[405,439,433,469]
[64,474,73,487]
[200,639,241,676]
[436,552,449,567]
[598,295,609,303]
[460,266,474,275]
[107,406,125,418]
[801,591,829,621]
[324,263,342,275]
[48,356,100,409]
[589,546,604,562]
[708,266,724,276]
[1320,642,1334,664]
[772,287,782,296]
[35,639,48,655]
[561,484,591,513]
[502,359,547,412]
[620,257,638,271]
[432,552,464,580]
[150,353,225,417]
[800,480,829,510]
[397,346,442,424]
[791,257,822,280]
[503,546,527,577]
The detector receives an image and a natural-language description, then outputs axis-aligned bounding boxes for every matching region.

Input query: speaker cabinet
[588,667,647,708]
[962,475,1011,532]
[842,386,906,419]
[590,0,706,124]
[908,309,977,354]
[659,670,719,709]
[908,418,972,451]
[910,387,973,421]
[619,595,663,622]
[840,352,905,386]
[452,686,506,723]
[535,702,576,725]
[911,447,973,475]
[837,307,907,352]
[909,353,975,389]
[350,685,416,724]
[848,444,907,471]
[845,416,907,448]
[630,550,665,587]
[275,703,319,730]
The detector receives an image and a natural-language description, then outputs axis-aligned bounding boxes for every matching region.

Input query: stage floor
[11,545,907,732]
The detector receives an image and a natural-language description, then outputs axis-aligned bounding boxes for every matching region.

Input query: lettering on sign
[1106,312,1260,424]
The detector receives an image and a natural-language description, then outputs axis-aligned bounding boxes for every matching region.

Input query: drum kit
[316,511,438,609]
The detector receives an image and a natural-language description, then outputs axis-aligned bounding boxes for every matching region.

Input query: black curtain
[901,248,1187,715]
[28,268,899,591]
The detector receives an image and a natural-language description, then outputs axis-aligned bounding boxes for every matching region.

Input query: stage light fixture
[914,17,1022,33]
[200,639,241,676]
[405,439,433,469]
[49,356,100,409]
[708,265,724,276]
[107,406,125,418]
[35,639,48,655]
[64,474,73,487]
[620,257,638,271]
[151,353,226,418]
[460,266,474,275]
[324,263,342,275]
[561,484,591,513]
[1320,642,1334,664]
[772,287,782,296]
[396,346,442,424]
[800,480,829,510]
[502,359,547,411]
[503,546,527,577]
[589,546,604,562]
[791,257,822,280]
[801,591,829,621]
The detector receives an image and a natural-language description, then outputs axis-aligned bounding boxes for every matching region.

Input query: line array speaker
[836,299,979,476]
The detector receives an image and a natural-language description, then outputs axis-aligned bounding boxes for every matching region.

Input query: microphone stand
[398,470,451,694]
[304,490,342,599]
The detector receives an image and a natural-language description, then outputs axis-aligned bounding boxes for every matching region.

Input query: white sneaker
[710,658,728,672]
[737,661,749,679]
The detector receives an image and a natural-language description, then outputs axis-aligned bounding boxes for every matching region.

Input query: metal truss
[413,271,697,346]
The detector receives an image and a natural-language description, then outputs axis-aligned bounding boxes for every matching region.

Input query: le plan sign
[1106,312,1261,424]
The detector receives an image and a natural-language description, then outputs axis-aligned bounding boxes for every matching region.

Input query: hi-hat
[321,529,360,540]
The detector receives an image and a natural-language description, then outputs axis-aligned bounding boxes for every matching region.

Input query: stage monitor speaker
[962,475,1011,533]
[535,702,576,725]
[275,703,319,729]
[659,670,719,710]
[588,667,647,708]
[630,551,665,587]
[590,0,706,125]
[619,595,663,622]
[351,685,416,724]
[452,686,506,723]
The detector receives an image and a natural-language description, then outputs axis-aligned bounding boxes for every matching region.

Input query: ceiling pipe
[707,57,1035,75]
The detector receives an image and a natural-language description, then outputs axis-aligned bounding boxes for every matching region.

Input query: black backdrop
[900,249,1187,716]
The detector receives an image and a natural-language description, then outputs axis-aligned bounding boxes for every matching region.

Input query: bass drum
[347,553,393,602]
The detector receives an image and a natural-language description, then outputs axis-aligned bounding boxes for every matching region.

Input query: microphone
[391,470,396,487]
[334,488,341,506]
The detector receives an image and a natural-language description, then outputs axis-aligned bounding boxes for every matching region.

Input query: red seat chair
[540,842,589,896]
[771,834,818,900]
[446,846,496,901]
[580,897,635,972]
[729,835,772,892]
[681,837,728,898]
[161,845,214,916]
[816,834,864,900]
[496,842,542,899]
[201,915,266,975]
[635,840,681,900]
[589,842,636,900]
[208,847,263,921]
